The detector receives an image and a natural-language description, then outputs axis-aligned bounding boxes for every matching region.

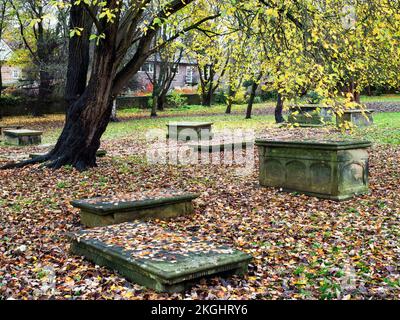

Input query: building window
[172,65,179,75]
[185,66,194,84]
[139,63,154,73]
[12,69,19,79]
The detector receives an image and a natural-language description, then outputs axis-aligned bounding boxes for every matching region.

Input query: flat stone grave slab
[255,139,372,201]
[68,222,252,292]
[3,129,42,146]
[189,141,254,153]
[167,122,213,141]
[72,189,200,227]
[288,105,333,125]
[29,149,107,159]
[336,109,374,127]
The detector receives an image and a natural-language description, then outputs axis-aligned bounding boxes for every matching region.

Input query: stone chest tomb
[336,109,374,127]
[255,139,372,201]
[72,190,199,227]
[288,105,333,126]
[3,129,42,146]
[68,222,252,292]
[167,122,213,141]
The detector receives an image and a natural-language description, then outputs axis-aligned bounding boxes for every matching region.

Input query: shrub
[305,91,323,104]
[259,90,278,101]
[214,90,227,104]
[167,91,187,108]
[253,96,263,104]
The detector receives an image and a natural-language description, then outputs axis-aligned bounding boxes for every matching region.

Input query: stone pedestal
[68,222,252,293]
[167,122,213,141]
[72,192,200,227]
[288,105,333,126]
[3,129,42,146]
[336,109,374,127]
[255,139,372,201]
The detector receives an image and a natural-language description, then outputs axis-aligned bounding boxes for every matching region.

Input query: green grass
[118,102,275,117]
[1,99,400,146]
[347,112,400,144]
[360,94,400,103]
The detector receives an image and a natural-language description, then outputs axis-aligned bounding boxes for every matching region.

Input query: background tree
[9,0,69,115]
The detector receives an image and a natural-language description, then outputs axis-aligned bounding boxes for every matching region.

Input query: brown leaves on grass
[0,127,399,300]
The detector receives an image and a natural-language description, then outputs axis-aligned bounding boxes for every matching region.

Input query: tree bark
[110,100,120,122]
[275,93,285,123]
[151,95,158,117]
[225,88,235,114]
[245,75,262,119]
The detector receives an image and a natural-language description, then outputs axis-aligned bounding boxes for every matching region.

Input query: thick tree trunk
[45,4,118,171]
[48,73,114,170]
[275,93,285,123]
[157,91,167,111]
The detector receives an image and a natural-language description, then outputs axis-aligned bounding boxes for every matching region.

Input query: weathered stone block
[72,191,200,227]
[3,129,42,146]
[68,222,252,293]
[255,139,372,201]
[288,105,333,125]
[336,109,374,127]
[167,122,213,141]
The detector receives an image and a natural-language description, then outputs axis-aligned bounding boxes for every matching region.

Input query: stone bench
[3,129,42,146]
[255,139,372,201]
[72,190,200,227]
[68,222,252,292]
[336,109,374,127]
[288,105,333,126]
[167,122,213,141]
[29,149,107,159]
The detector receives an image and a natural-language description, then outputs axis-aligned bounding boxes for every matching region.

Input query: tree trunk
[110,100,120,122]
[245,81,258,119]
[225,87,235,114]
[245,75,261,119]
[275,93,285,123]
[44,6,118,171]
[157,91,167,111]
[349,81,361,104]
[151,95,158,117]
[48,70,114,170]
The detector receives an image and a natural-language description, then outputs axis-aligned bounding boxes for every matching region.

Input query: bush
[305,91,323,104]
[214,90,227,104]
[167,91,188,108]
[259,90,278,101]
[0,94,24,107]
[253,96,263,104]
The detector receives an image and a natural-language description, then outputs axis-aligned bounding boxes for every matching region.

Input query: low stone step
[68,222,252,292]
[71,190,199,227]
